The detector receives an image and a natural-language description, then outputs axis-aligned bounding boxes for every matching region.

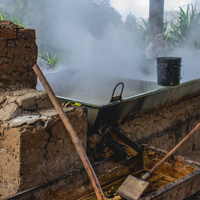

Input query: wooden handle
[33,64,106,200]
[142,123,200,180]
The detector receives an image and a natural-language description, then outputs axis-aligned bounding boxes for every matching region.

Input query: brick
[0,22,38,91]
[0,28,17,39]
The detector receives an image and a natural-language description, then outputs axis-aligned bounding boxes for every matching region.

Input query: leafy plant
[11,15,25,26]
[44,52,60,67]
[0,13,6,20]
[137,17,149,46]
[164,2,200,48]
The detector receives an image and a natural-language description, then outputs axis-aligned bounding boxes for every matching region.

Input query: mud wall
[119,95,200,160]
[0,21,88,199]
[0,21,37,92]
[0,90,88,199]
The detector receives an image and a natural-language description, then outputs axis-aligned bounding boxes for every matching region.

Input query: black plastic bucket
[157,57,182,86]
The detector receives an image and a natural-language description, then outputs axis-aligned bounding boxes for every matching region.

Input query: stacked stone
[0,21,37,92]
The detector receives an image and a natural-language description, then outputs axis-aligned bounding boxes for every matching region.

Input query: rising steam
[1,0,200,102]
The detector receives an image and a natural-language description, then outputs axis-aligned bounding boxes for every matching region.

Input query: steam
[1,0,200,103]
[34,0,158,95]
[32,0,159,102]
[110,0,197,20]
[169,47,200,83]
[6,1,153,78]
[38,0,151,79]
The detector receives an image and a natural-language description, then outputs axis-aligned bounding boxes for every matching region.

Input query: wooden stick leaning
[141,123,200,180]
[117,123,200,200]
[33,64,106,200]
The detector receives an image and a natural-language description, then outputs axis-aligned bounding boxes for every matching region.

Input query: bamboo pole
[33,64,106,200]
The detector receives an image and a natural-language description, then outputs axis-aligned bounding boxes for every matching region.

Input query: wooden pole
[149,0,164,42]
[33,64,106,200]
[142,123,200,180]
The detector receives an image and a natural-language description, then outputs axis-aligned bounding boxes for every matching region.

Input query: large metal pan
[37,68,200,134]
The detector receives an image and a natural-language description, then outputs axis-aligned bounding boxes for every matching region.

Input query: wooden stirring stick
[33,64,106,200]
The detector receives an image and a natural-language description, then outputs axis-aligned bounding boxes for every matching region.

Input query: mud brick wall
[118,95,200,160]
[0,21,37,92]
[87,94,200,163]
[0,89,87,199]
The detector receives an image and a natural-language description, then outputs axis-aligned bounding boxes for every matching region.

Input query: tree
[84,0,122,39]
[124,12,137,30]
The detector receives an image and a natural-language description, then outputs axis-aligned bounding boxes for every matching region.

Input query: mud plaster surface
[0,89,87,199]
[86,94,200,165]
[0,21,37,92]
[118,95,200,161]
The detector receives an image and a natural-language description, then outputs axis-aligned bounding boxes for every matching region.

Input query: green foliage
[38,47,60,67]
[0,0,30,26]
[0,13,6,20]
[124,12,137,30]
[44,52,59,67]
[85,0,122,38]
[163,21,169,35]
[137,18,149,46]
[11,16,25,26]
[164,2,200,48]
[134,2,200,51]
[1,0,200,66]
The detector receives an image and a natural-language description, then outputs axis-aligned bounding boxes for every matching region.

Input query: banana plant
[137,17,149,46]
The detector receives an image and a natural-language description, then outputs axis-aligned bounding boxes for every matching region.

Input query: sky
[110,0,197,20]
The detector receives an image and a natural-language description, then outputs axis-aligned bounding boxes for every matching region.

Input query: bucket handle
[110,82,124,103]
